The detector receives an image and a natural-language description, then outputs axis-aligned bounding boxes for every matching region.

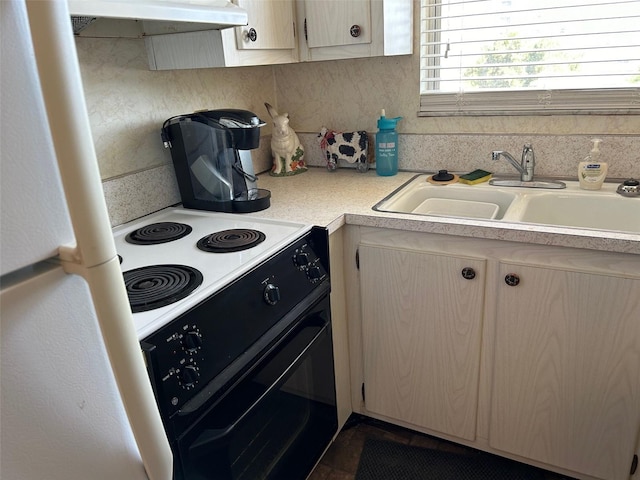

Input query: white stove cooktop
[112,207,311,339]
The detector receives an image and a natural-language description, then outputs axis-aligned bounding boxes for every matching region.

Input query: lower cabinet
[490,261,640,480]
[358,244,485,441]
[346,226,640,480]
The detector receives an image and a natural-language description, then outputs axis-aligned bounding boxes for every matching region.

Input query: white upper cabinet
[304,0,372,49]
[297,0,412,62]
[145,0,298,69]
[144,0,412,69]
[233,0,296,51]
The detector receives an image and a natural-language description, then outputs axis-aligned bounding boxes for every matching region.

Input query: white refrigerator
[1,1,171,479]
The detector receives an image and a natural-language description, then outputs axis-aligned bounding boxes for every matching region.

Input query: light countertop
[251,168,639,255]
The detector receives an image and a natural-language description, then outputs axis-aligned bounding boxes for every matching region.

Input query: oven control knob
[183,331,203,353]
[307,265,323,282]
[263,283,281,305]
[293,252,310,268]
[179,365,199,388]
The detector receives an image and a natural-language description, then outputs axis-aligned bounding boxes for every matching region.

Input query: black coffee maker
[162,109,271,213]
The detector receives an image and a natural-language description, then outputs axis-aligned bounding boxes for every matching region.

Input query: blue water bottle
[375,109,402,176]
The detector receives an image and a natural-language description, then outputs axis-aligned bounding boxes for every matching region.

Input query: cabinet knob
[461,267,476,280]
[244,27,257,42]
[505,273,520,286]
[350,24,361,37]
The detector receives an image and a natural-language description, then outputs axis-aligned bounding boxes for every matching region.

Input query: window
[419,0,640,115]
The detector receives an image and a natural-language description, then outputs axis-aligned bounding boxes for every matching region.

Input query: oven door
[175,295,337,480]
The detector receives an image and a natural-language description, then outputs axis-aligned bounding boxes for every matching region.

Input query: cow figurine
[318,127,369,172]
[265,102,306,176]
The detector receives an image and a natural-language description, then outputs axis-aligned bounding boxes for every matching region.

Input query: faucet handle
[521,144,535,164]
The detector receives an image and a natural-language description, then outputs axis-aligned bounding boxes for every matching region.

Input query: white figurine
[265,102,306,176]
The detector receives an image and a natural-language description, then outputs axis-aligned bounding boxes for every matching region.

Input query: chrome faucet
[492,144,535,182]
[489,144,565,189]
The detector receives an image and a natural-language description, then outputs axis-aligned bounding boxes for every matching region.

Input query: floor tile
[312,415,575,480]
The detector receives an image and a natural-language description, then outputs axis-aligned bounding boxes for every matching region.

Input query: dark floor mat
[355,438,546,480]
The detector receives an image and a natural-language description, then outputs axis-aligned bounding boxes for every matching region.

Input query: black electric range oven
[113,207,338,480]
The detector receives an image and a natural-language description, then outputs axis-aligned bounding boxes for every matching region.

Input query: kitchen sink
[512,193,640,233]
[374,175,639,233]
[373,175,517,220]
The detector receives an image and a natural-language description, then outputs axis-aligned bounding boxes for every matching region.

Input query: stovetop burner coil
[197,229,266,253]
[125,222,192,245]
[123,265,203,313]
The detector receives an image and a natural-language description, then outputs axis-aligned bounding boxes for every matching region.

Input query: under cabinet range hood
[68,0,248,34]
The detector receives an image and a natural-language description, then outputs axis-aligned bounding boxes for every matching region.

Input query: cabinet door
[234,0,295,50]
[359,244,485,441]
[146,0,297,69]
[304,0,371,48]
[490,262,640,480]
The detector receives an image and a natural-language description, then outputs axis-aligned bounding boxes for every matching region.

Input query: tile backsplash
[399,134,639,179]
[103,141,273,226]
[104,132,639,226]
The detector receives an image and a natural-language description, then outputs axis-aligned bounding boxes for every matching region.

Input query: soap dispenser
[578,138,607,190]
[375,109,402,176]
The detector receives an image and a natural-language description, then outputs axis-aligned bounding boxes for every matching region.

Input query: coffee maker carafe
[162,109,271,213]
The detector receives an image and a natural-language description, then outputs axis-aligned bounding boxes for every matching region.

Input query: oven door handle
[188,317,330,453]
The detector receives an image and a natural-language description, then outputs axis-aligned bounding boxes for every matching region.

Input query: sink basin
[515,193,640,233]
[374,175,639,234]
[373,175,517,220]
[412,198,500,219]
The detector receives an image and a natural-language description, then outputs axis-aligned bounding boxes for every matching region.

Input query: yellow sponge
[459,169,492,185]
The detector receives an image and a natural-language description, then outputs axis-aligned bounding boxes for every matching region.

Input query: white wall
[76,37,276,180]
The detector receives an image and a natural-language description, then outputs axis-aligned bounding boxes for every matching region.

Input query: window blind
[419,0,640,115]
